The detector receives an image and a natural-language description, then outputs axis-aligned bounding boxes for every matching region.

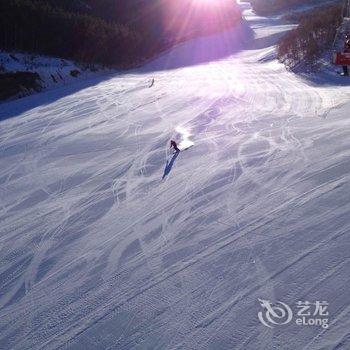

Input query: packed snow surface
[1,2,350,349]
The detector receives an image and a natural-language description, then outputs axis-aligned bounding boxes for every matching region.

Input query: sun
[195,0,218,4]
[192,0,231,8]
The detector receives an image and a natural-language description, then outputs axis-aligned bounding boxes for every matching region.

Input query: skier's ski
[180,144,194,151]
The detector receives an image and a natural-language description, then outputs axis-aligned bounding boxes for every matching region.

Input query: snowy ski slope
[1,2,350,349]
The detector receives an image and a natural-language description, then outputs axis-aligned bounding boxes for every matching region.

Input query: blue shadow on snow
[162,151,180,179]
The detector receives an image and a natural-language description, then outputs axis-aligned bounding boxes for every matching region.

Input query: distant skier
[170,140,180,153]
[341,38,350,76]
[149,78,155,87]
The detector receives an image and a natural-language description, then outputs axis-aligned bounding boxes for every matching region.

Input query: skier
[341,38,350,76]
[170,140,180,153]
[149,78,155,87]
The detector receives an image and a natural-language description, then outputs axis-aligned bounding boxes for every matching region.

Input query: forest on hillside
[277,4,343,70]
[0,0,241,67]
[249,0,333,15]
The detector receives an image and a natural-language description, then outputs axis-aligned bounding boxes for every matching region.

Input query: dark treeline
[283,1,342,23]
[0,71,41,100]
[0,0,150,67]
[249,0,332,15]
[0,0,241,67]
[277,5,343,70]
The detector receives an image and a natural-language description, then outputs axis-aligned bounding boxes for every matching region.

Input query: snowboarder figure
[170,140,180,153]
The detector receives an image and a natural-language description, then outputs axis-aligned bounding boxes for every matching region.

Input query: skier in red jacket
[341,38,350,76]
[170,140,180,153]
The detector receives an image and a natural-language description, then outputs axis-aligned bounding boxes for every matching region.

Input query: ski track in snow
[1,3,350,350]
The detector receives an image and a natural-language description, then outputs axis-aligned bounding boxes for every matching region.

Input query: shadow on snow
[162,151,180,180]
